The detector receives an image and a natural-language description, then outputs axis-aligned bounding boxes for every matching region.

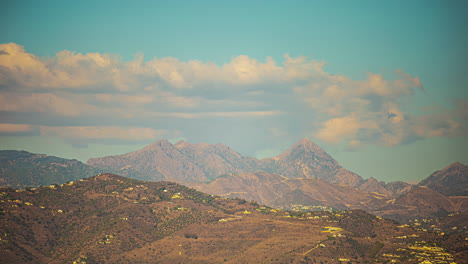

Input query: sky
[0,0,467,183]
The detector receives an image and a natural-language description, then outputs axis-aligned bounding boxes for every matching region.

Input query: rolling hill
[1,173,466,263]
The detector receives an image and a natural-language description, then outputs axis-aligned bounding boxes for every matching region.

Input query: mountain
[1,174,466,263]
[261,138,364,187]
[417,162,467,196]
[87,139,261,182]
[0,150,100,188]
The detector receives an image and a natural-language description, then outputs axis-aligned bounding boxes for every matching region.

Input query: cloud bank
[0,43,465,150]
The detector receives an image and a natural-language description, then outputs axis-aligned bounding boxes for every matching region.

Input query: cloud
[0,123,34,133]
[315,115,378,144]
[39,126,170,141]
[0,42,465,150]
[0,92,96,117]
[150,110,284,119]
[0,43,328,92]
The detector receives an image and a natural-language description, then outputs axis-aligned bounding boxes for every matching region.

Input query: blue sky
[1,0,467,183]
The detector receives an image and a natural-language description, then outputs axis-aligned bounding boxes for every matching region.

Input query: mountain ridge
[87,138,372,189]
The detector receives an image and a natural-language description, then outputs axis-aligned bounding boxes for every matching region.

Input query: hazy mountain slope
[193,171,390,211]
[0,150,100,188]
[417,162,467,196]
[1,173,465,264]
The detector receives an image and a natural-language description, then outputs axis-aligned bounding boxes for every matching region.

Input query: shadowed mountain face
[417,162,468,196]
[0,150,100,188]
[1,174,466,264]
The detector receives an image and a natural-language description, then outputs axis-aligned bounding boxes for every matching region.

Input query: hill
[0,150,100,189]
[1,174,466,263]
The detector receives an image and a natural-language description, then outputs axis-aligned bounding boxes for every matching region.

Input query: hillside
[1,174,466,264]
[370,186,468,223]
[191,171,467,224]
[0,150,100,189]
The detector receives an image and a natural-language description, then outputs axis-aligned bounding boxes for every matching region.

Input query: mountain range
[87,138,412,197]
[1,138,467,223]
